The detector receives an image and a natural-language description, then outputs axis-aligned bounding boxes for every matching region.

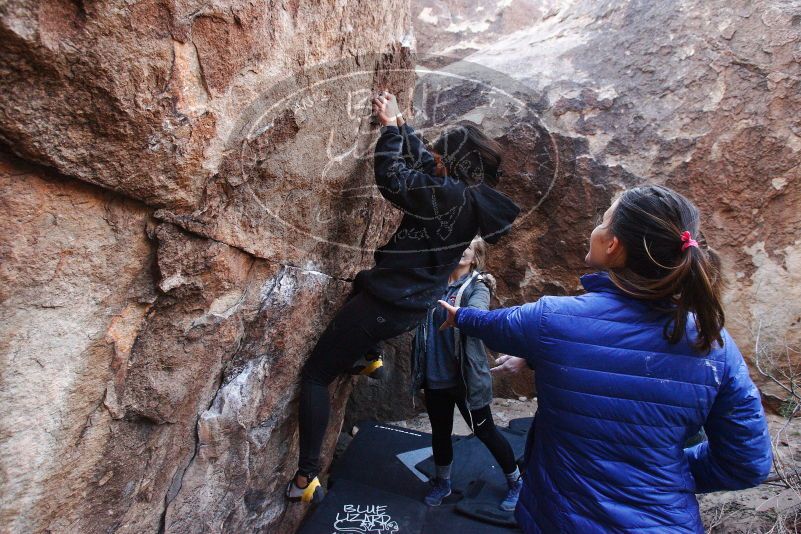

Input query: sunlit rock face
[1,1,416,531]
[398,0,801,403]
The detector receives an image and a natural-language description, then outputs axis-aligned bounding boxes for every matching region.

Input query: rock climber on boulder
[286,89,521,503]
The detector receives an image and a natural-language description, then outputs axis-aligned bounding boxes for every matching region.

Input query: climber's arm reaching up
[372,92,441,213]
[398,116,436,175]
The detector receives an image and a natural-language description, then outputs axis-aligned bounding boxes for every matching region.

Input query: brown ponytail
[607,186,725,353]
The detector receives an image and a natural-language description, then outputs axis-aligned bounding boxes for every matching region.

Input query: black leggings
[424,387,517,474]
[298,290,424,476]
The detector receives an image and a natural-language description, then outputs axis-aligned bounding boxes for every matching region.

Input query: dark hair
[431,121,503,186]
[607,185,725,353]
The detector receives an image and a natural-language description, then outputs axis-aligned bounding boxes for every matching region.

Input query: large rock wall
[2,0,800,531]
[400,0,801,402]
[0,1,416,532]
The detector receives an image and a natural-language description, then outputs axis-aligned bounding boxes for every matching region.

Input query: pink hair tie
[680,231,698,251]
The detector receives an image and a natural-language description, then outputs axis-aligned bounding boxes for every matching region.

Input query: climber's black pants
[424,387,517,474]
[298,290,424,476]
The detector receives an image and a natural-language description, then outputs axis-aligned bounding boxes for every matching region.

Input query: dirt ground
[391,398,801,533]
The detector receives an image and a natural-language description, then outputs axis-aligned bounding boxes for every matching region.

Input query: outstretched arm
[684,333,772,492]
[372,91,443,212]
[438,299,545,367]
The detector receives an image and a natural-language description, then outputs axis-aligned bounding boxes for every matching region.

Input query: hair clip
[680,231,698,251]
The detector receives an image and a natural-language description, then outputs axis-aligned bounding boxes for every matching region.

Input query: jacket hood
[448,270,497,294]
[467,183,521,244]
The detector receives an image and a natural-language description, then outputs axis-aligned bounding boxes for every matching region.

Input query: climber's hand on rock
[491,354,528,376]
[372,89,400,127]
[382,91,402,123]
[437,300,459,330]
[395,90,410,126]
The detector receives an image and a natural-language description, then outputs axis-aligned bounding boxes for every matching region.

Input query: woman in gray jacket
[411,237,522,510]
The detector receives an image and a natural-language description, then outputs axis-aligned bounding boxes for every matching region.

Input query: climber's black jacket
[355,123,520,310]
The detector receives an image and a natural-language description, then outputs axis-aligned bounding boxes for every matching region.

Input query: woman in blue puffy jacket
[438,185,772,533]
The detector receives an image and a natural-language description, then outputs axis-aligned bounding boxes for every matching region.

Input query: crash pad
[455,478,517,527]
[330,422,433,498]
[297,478,427,534]
[297,421,522,533]
[414,429,526,492]
[506,417,534,435]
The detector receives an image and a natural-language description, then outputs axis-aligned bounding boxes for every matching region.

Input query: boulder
[0,0,419,531]
[2,1,800,532]
[398,0,801,402]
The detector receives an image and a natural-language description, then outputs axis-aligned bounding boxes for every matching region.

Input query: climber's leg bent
[343,285,387,379]
[347,342,387,379]
[296,296,378,479]
[292,291,423,500]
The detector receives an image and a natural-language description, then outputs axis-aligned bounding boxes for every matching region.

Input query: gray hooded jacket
[411,271,494,410]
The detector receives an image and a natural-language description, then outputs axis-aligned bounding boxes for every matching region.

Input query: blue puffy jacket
[455,272,772,533]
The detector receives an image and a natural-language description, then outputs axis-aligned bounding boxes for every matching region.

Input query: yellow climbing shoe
[348,350,386,380]
[286,475,325,503]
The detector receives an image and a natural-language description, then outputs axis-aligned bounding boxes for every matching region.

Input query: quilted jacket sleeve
[455,299,545,367]
[684,332,773,492]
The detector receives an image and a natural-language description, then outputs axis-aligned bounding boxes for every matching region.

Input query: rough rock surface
[1,147,355,532]
[391,0,801,402]
[1,1,416,532]
[2,0,800,532]
[0,151,157,531]
[410,0,546,62]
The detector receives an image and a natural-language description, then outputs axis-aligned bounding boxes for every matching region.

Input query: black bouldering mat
[329,422,432,499]
[414,429,526,493]
[298,421,521,533]
[297,478,427,534]
[455,478,518,527]
[506,417,534,435]
[426,501,522,533]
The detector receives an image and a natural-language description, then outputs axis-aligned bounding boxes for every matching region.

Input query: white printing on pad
[333,504,399,533]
